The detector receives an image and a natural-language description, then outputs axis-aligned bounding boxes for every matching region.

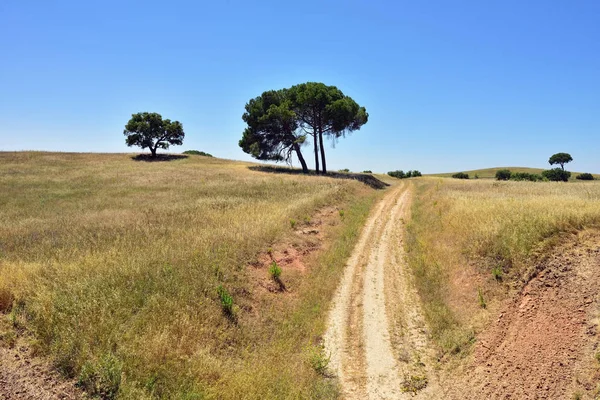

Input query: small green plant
[267,247,273,255]
[401,375,428,394]
[308,345,330,375]
[572,391,582,400]
[339,209,345,218]
[492,266,503,281]
[217,285,234,315]
[595,351,600,364]
[269,261,282,281]
[477,287,487,309]
[303,215,311,224]
[289,219,297,229]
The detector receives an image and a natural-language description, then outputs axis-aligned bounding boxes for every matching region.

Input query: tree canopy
[239,82,368,174]
[124,112,185,157]
[548,152,573,170]
[239,89,309,173]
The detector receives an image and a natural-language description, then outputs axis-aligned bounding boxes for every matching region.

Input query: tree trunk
[313,134,320,174]
[150,146,157,158]
[318,125,327,175]
[293,142,309,174]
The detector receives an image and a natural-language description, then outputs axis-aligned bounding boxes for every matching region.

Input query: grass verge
[405,178,600,356]
[0,152,379,399]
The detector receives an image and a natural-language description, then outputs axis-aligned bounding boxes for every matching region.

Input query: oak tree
[124,112,185,158]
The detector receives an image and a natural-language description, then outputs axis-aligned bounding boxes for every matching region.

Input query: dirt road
[324,183,438,400]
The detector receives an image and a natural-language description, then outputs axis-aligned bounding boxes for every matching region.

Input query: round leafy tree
[124,112,185,158]
[548,153,573,171]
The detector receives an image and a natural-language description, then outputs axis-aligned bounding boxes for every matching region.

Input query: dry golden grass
[0,152,379,399]
[405,177,600,354]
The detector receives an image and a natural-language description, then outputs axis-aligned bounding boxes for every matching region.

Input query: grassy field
[405,177,600,355]
[0,152,381,399]
[429,166,599,180]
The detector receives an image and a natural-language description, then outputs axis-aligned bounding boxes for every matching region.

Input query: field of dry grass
[0,152,381,399]
[405,177,600,355]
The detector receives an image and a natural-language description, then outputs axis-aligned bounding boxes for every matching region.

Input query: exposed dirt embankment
[443,230,600,399]
[0,344,83,399]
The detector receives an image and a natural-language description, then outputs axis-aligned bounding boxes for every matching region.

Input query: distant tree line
[493,153,595,182]
[388,170,422,179]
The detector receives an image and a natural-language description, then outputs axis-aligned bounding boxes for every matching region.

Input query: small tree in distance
[548,153,573,171]
[124,112,185,158]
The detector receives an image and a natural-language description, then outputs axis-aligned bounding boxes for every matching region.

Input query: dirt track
[324,183,438,399]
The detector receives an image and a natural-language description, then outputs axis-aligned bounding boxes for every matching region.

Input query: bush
[452,172,469,179]
[576,173,594,181]
[338,168,350,173]
[495,169,511,181]
[542,168,571,182]
[510,172,542,182]
[362,170,373,174]
[388,170,405,179]
[183,150,213,157]
[388,170,421,179]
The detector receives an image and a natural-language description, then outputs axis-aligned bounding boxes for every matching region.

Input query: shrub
[452,172,469,179]
[576,173,594,181]
[216,285,234,315]
[411,170,422,177]
[362,170,372,174]
[510,172,542,182]
[182,150,213,157]
[542,168,571,182]
[388,170,405,179]
[289,219,297,229]
[401,375,428,394]
[338,168,350,173]
[495,169,511,181]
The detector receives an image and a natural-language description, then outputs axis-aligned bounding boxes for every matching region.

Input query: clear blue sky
[1,0,598,173]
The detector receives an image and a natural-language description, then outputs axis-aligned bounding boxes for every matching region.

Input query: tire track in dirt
[324,183,438,399]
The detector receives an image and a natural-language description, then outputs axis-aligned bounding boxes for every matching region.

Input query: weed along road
[324,182,439,400]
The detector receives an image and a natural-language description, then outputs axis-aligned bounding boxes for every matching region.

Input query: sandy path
[324,183,437,400]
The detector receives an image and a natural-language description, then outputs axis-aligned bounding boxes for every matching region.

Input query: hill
[0,152,383,399]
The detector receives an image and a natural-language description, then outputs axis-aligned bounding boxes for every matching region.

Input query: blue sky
[1,0,598,173]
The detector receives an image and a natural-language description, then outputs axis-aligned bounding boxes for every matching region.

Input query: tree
[288,82,368,174]
[548,153,573,171]
[239,90,309,173]
[124,112,184,157]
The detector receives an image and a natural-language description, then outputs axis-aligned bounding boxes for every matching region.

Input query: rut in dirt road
[324,183,438,400]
